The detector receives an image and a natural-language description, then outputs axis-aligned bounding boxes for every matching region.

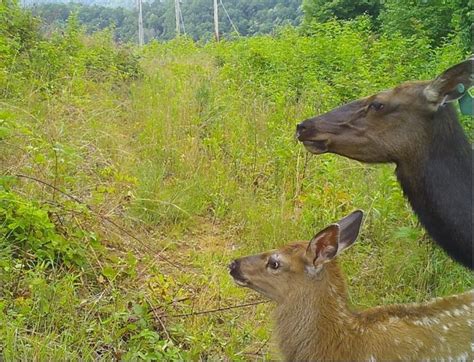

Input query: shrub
[0,187,91,268]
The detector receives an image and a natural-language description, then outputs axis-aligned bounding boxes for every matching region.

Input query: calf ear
[307,224,340,266]
[423,57,473,108]
[307,211,364,267]
[336,210,364,253]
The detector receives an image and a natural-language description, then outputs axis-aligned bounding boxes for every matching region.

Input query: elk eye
[267,259,280,270]
[369,101,384,111]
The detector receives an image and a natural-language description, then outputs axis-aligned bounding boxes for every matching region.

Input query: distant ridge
[25,0,301,43]
[21,0,145,9]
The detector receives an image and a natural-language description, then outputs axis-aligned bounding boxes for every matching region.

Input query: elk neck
[395,104,472,266]
[273,262,360,360]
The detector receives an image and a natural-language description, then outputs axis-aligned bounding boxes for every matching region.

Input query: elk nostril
[229,260,238,271]
[296,123,306,133]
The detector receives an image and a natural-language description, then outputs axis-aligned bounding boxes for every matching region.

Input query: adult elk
[229,211,473,361]
[296,58,473,269]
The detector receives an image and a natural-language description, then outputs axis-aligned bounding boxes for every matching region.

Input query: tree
[302,0,381,25]
[29,0,303,42]
[379,0,471,49]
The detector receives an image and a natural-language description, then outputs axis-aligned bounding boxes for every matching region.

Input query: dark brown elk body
[296,59,473,269]
[229,211,474,361]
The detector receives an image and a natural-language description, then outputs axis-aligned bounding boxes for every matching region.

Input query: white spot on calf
[388,316,399,324]
[442,310,453,318]
[443,352,470,362]
[414,339,424,348]
[413,317,440,327]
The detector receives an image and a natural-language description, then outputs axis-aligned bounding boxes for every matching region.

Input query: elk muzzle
[296,100,367,155]
[229,259,249,286]
[296,119,332,154]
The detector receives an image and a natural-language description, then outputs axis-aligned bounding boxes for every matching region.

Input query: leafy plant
[0,188,90,268]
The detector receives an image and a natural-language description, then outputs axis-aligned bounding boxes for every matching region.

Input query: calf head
[229,211,363,302]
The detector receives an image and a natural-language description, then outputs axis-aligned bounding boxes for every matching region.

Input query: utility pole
[213,0,219,41]
[138,0,144,46]
[175,0,181,36]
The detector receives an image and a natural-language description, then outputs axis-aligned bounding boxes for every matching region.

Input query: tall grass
[1,10,472,359]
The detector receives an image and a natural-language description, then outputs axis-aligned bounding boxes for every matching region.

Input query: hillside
[27,0,302,42]
[22,0,139,8]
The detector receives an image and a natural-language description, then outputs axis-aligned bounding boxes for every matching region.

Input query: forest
[30,0,302,42]
[1,0,472,360]
[28,0,472,47]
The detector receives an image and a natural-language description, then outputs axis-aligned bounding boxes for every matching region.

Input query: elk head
[296,58,473,163]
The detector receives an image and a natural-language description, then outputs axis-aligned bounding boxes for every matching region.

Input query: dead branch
[171,299,268,318]
[14,173,187,272]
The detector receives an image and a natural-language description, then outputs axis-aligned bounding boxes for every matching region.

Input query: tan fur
[231,242,473,361]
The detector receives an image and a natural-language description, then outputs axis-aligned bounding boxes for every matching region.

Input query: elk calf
[229,211,473,361]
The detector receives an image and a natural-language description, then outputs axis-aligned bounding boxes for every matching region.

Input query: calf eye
[369,101,384,111]
[267,259,280,270]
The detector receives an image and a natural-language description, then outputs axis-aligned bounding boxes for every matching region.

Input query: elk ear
[307,224,340,266]
[423,57,474,108]
[306,210,364,267]
[336,210,364,253]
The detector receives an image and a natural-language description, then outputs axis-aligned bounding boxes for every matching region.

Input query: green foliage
[0,187,89,268]
[214,19,439,106]
[119,301,183,360]
[302,0,381,24]
[379,0,471,50]
[1,1,140,99]
[302,0,471,51]
[0,0,40,52]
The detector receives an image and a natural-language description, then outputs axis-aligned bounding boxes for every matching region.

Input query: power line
[220,0,239,36]
[179,2,186,35]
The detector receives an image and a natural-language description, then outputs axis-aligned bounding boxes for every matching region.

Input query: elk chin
[232,276,279,301]
[247,284,279,301]
[302,140,329,154]
[232,277,249,287]
[230,269,250,287]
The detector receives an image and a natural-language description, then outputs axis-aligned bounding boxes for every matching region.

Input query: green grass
[1,18,472,360]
